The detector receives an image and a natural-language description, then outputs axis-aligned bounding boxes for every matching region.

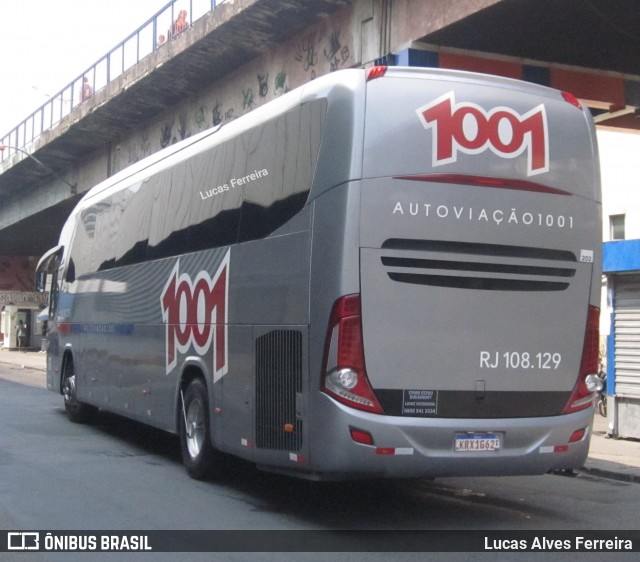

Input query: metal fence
[1,0,228,162]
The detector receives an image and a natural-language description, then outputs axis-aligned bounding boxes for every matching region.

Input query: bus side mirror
[35,245,64,292]
[36,270,47,292]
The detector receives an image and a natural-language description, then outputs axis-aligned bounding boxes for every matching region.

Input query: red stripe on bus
[394,173,572,196]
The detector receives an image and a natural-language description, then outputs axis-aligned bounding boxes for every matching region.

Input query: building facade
[599,129,640,438]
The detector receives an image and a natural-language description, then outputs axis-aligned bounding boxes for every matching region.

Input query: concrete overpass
[1,0,639,271]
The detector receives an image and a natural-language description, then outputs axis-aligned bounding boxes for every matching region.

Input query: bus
[36,66,602,480]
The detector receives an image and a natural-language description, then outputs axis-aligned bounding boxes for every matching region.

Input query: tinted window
[68,99,326,278]
[239,100,326,242]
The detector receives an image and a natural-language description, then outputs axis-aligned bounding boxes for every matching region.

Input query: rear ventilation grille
[255,330,303,451]
[381,239,576,292]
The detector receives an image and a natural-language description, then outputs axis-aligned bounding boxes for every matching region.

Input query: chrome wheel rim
[62,374,77,406]
[185,398,205,459]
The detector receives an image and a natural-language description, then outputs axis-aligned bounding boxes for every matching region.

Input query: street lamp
[0,144,77,194]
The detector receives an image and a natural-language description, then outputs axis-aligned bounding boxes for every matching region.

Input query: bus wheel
[61,358,96,424]
[180,378,215,479]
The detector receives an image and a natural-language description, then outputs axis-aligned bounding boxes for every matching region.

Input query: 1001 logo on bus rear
[160,252,229,381]
[417,92,549,176]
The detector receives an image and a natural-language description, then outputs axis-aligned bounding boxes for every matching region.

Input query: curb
[578,465,640,484]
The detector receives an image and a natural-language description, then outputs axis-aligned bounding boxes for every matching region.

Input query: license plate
[454,433,501,452]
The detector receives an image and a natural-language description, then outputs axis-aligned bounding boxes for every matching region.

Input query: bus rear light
[350,427,375,446]
[562,306,600,414]
[569,428,586,443]
[321,295,384,414]
[562,91,583,110]
[366,65,388,81]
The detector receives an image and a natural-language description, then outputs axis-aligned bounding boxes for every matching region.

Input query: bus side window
[148,166,191,260]
[65,259,76,283]
[113,180,151,267]
[187,139,242,252]
[238,101,325,242]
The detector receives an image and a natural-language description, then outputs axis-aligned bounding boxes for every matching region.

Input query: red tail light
[366,65,388,81]
[569,428,586,443]
[350,427,375,446]
[562,305,600,414]
[562,91,583,110]
[321,295,384,414]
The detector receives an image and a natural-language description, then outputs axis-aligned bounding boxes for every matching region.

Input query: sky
[0,0,169,137]
[597,128,640,235]
[598,129,640,189]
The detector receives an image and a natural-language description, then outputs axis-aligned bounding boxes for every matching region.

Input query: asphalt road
[1,368,639,561]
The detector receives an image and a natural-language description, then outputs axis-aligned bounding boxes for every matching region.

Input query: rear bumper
[307,394,593,479]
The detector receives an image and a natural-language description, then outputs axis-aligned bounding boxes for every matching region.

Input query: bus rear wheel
[180,378,216,479]
[61,358,96,424]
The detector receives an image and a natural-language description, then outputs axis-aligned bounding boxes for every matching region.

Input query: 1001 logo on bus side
[160,251,229,381]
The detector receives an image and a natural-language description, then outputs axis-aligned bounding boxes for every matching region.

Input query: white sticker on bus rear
[580,250,594,263]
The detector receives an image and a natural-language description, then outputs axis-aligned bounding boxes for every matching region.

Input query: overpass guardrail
[1,0,228,163]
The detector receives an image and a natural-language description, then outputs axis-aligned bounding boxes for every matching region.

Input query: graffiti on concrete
[177,112,188,141]
[325,29,350,71]
[258,74,269,97]
[295,31,319,76]
[160,113,189,148]
[114,11,356,169]
[212,102,223,126]
[127,130,151,164]
[127,146,138,165]
[195,106,207,131]
[295,25,352,76]
[274,70,288,95]
[213,102,236,125]
[140,130,151,158]
[160,120,174,148]
[242,88,255,110]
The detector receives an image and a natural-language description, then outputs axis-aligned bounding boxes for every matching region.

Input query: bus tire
[180,378,216,480]
[61,357,96,424]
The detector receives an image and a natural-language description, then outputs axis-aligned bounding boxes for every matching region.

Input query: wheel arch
[59,346,76,393]
[174,361,209,435]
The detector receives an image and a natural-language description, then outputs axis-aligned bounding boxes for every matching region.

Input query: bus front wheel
[180,378,216,479]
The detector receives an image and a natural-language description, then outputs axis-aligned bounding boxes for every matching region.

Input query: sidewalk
[583,411,640,483]
[0,348,48,388]
[1,349,639,483]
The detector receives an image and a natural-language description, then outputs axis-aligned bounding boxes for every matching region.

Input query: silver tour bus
[36,66,602,480]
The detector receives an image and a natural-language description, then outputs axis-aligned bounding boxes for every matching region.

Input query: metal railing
[1,0,228,163]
